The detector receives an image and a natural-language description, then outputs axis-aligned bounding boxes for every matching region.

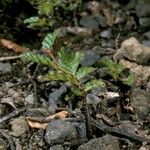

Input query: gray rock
[50,145,64,150]
[139,18,150,28]
[142,40,150,47]
[135,0,150,17]
[130,88,150,120]
[78,135,120,150]
[143,31,150,40]
[79,16,99,29]
[0,62,11,73]
[86,94,101,107]
[114,37,150,65]
[81,50,100,66]
[48,85,67,113]
[25,93,34,105]
[100,29,112,39]
[10,116,29,137]
[26,108,49,117]
[45,120,78,145]
[96,15,107,27]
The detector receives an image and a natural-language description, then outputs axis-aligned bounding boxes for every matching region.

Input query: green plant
[101,59,134,85]
[24,32,105,98]
[24,0,81,28]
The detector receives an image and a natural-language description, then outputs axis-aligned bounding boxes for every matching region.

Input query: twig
[0,107,27,124]
[0,55,23,61]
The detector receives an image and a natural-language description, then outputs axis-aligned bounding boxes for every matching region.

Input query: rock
[48,85,68,113]
[119,59,150,82]
[50,145,64,150]
[86,94,101,107]
[26,108,49,117]
[139,18,150,28]
[135,0,150,17]
[100,29,112,39]
[96,15,107,27]
[143,31,150,40]
[142,40,150,47]
[79,16,99,29]
[25,93,34,105]
[114,37,150,65]
[130,88,150,120]
[0,137,7,150]
[81,50,100,66]
[0,62,11,73]
[77,134,120,150]
[10,116,29,137]
[45,120,78,145]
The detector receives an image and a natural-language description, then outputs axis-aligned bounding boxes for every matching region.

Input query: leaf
[58,49,84,74]
[43,70,76,83]
[76,67,96,80]
[122,73,134,86]
[0,39,27,53]
[42,70,67,81]
[38,1,54,15]
[116,63,125,75]
[42,32,57,50]
[24,16,39,24]
[85,79,105,92]
[24,17,46,28]
[24,53,52,66]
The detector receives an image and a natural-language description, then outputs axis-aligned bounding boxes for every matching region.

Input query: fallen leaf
[26,111,69,129]
[0,39,27,53]
[26,119,47,129]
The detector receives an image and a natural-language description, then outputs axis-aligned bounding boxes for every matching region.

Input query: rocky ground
[0,0,150,150]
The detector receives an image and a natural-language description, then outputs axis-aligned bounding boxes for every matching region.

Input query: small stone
[79,16,99,29]
[130,88,150,120]
[142,40,150,47]
[100,29,112,39]
[50,145,64,150]
[45,120,78,145]
[0,62,11,73]
[135,0,150,17]
[143,31,150,40]
[81,50,100,66]
[25,94,34,105]
[10,116,29,137]
[139,17,150,28]
[78,134,120,150]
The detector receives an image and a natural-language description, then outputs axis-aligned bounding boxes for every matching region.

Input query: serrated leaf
[43,70,77,83]
[76,67,96,80]
[42,71,66,81]
[24,53,52,66]
[58,49,84,74]
[24,16,40,24]
[122,73,134,86]
[85,79,105,92]
[24,17,46,28]
[42,32,57,50]
[116,63,125,74]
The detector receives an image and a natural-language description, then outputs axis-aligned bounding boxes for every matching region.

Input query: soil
[0,0,150,150]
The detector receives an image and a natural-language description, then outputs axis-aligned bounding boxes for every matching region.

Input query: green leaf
[42,32,57,50]
[122,73,134,86]
[42,71,67,81]
[24,17,46,28]
[24,16,40,24]
[116,63,125,75]
[85,79,105,92]
[24,53,52,66]
[58,49,84,74]
[76,67,96,80]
